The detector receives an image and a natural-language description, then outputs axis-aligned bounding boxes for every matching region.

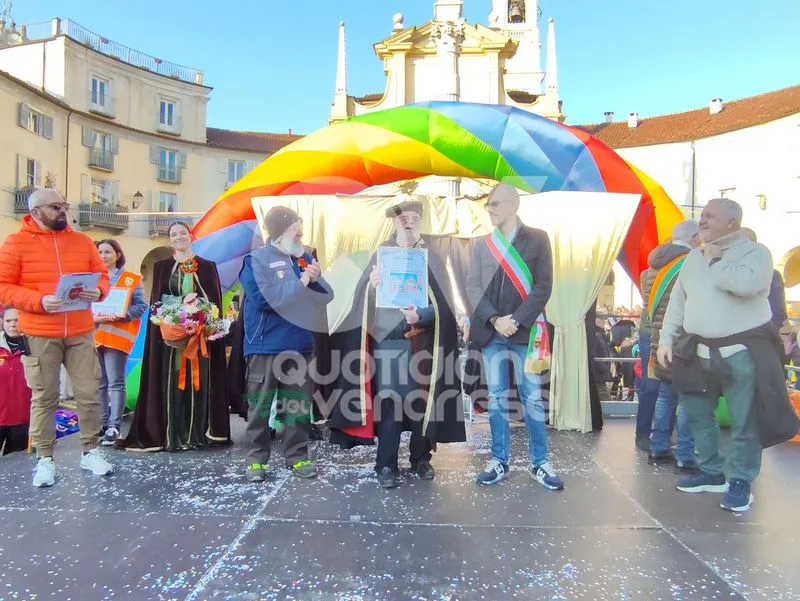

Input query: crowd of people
[0,188,797,513]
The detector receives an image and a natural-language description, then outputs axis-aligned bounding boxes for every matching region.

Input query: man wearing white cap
[0,189,112,487]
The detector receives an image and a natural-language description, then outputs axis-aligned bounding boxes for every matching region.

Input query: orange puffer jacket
[0,216,111,338]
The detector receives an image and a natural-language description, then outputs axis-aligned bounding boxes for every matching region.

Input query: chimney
[627,112,639,128]
[604,111,614,123]
[709,98,723,115]
[288,128,292,135]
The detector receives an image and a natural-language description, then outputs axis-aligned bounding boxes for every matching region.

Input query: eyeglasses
[43,203,70,213]
[485,200,513,210]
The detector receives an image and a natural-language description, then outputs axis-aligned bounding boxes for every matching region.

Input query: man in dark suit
[466,183,564,490]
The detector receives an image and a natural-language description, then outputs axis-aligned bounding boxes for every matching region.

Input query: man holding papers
[0,188,112,487]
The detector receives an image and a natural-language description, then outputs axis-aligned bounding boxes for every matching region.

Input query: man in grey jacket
[467,183,563,490]
[657,198,773,512]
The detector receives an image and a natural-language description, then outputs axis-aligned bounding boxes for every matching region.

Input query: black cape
[328,238,466,447]
[120,256,232,451]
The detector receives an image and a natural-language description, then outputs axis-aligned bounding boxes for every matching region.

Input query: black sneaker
[635,436,650,452]
[648,449,676,465]
[377,466,397,488]
[414,461,435,480]
[676,459,701,475]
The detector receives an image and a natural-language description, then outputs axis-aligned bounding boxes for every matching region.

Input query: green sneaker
[291,459,317,479]
[246,463,267,482]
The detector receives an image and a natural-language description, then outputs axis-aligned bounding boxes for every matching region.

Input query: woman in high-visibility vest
[94,239,147,446]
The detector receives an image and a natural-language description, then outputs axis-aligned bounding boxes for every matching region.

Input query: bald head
[27,188,70,231]
[28,188,64,211]
[488,183,520,206]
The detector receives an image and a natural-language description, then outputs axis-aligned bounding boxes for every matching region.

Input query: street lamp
[132,191,143,210]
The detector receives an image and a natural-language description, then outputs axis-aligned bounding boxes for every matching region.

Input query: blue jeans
[649,380,695,462]
[98,346,128,430]
[635,332,660,439]
[483,334,548,465]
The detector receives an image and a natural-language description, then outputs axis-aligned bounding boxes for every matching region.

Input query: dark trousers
[0,424,29,455]
[636,332,660,439]
[244,353,311,467]
[373,340,432,473]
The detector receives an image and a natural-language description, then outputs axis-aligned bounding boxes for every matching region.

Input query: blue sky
[12,1,800,135]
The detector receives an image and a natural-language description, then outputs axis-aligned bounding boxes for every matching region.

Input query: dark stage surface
[1,417,798,601]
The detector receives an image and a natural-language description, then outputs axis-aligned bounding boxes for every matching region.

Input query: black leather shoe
[377,466,397,488]
[414,461,435,480]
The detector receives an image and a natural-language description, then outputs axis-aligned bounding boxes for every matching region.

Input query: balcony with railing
[77,203,129,231]
[13,188,33,215]
[54,19,205,85]
[158,166,182,184]
[148,215,194,237]
[88,148,114,171]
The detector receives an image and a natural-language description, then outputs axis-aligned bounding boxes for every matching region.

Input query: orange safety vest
[95,271,143,355]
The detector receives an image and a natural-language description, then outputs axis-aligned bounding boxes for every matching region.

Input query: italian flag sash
[646,254,686,378]
[485,228,551,374]
[647,255,686,320]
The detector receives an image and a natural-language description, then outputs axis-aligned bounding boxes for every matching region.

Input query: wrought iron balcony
[77,203,129,231]
[148,215,194,237]
[157,167,181,184]
[88,148,114,171]
[14,188,33,215]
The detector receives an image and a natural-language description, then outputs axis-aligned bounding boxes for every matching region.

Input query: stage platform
[1,417,798,600]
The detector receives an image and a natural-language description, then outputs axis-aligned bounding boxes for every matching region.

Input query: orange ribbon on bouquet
[178,328,208,391]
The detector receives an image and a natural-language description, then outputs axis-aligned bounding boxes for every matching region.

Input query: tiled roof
[353,92,384,104]
[205,128,302,154]
[576,85,800,148]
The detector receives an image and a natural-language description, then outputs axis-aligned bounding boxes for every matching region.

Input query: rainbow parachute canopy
[193,101,683,289]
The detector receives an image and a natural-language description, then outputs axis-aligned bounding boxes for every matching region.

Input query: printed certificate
[376,247,428,309]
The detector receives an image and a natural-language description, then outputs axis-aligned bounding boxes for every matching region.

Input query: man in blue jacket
[239,206,334,482]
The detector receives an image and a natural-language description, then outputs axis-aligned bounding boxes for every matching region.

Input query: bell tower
[489,0,543,95]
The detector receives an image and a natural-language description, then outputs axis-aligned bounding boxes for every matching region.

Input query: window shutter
[150,145,161,164]
[34,162,43,187]
[110,180,120,206]
[42,116,54,139]
[81,173,90,202]
[82,126,94,147]
[177,151,187,169]
[16,154,24,187]
[18,103,30,128]
[109,135,119,154]
[246,160,257,173]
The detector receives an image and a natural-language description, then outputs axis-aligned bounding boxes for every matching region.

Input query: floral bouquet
[150,293,231,349]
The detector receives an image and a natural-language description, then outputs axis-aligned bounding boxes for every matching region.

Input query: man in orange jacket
[0,189,113,487]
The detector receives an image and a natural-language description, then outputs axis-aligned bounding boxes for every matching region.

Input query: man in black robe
[328,201,466,488]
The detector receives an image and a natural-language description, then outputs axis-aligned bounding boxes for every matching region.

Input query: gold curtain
[517,192,641,432]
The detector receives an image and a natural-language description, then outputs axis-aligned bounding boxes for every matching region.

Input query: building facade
[580,87,800,303]
[0,17,298,296]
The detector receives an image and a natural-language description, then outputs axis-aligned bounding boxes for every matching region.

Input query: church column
[431,18,465,200]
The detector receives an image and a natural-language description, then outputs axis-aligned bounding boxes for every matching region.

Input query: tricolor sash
[646,254,686,378]
[647,255,686,320]
[485,228,551,373]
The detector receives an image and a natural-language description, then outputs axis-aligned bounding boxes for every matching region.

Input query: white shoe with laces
[80,448,114,476]
[33,457,56,488]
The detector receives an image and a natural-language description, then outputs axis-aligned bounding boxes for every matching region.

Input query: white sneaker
[80,448,114,476]
[33,457,56,487]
